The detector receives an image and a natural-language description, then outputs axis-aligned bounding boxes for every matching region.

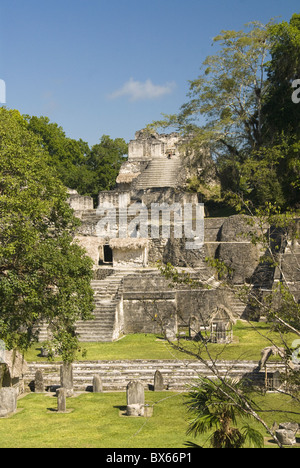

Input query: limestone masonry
[43,130,300,343]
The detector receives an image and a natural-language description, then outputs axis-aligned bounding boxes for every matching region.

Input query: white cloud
[108,78,176,101]
[42,90,59,113]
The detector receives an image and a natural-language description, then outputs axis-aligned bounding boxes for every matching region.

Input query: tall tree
[263,14,300,140]
[86,135,128,203]
[26,115,92,196]
[151,17,300,209]
[0,109,94,362]
[153,24,270,161]
[27,116,128,205]
[259,14,300,208]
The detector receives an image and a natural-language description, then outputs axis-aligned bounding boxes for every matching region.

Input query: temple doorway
[103,244,113,264]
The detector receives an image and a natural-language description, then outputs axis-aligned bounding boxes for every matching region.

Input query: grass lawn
[0,391,299,448]
[0,392,190,448]
[24,321,298,363]
[4,321,300,449]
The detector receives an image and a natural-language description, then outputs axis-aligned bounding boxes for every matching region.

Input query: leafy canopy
[27,116,128,205]
[186,377,264,448]
[150,16,300,210]
[0,108,94,361]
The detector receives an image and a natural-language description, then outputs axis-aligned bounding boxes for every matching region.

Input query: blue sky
[1,0,299,146]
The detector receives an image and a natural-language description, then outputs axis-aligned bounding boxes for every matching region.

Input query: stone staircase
[228,291,247,318]
[25,359,289,393]
[133,157,183,190]
[35,321,50,343]
[76,273,125,342]
[36,273,126,343]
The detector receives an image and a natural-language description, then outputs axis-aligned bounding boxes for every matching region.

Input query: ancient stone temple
[70,130,205,272]
[38,129,300,343]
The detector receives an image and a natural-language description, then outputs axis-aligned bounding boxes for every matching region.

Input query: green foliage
[86,135,128,204]
[205,257,233,280]
[185,377,264,448]
[150,16,300,210]
[0,108,94,361]
[263,14,300,140]
[26,115,91,194]
[26,116,128,205]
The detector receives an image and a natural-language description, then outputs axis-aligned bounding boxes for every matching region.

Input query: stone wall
[0,351,28,396]
[120,270,234,336]
[274,219,300,301]
[128,130,185,161]
[112,246,148,268]
[72,205,299,341]
[67,188,94,212]
[176,288,233,326]
[122,272,177,334]
[25,360,294,392]
[68,195,94,211]
[74,236,105,268]
[205,215,265,285]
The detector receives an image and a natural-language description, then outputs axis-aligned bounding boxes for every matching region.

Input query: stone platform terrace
[25,359,290,393]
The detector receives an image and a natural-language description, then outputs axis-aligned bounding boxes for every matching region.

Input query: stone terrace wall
[25,360,293,393]
[122,273,177,335]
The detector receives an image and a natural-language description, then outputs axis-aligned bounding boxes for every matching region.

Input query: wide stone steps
[134,157,183,189]
[228,291,247,317]
[25,359,288,393]
[75,274,124,342]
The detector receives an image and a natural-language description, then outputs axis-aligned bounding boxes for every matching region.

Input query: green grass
[0,392,299,448]
[24,321,298,363]
[11,321,299,448]
[0,392,189,448]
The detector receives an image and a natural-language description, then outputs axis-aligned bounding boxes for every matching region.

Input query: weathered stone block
[276,428,296,446]
[154,370,164,391]
[93,375,103,393]
[0,388,17,418]
[279,422,299,434]
[126,404,144,417]
[60,363,74,397]
[57,388,67,413]
[34,369,44,393]
[126,380,145,416]
[127,380,145,406]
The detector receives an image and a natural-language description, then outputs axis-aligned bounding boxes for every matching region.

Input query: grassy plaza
[0,322,297,448]
[0,391,299,448]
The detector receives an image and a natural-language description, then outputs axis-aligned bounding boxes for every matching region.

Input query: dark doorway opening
[103,244,113,264]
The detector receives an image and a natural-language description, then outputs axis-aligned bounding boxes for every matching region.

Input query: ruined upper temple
[116,129,192,190]
[59,130,300,344]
